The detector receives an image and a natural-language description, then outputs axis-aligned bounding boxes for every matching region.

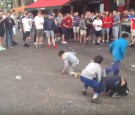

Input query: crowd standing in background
[0,9,135,50]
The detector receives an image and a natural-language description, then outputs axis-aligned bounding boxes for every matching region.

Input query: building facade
[66,0,135,14]
[12,0,34,8]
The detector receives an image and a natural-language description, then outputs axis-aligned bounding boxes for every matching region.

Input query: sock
[92,93,99,99]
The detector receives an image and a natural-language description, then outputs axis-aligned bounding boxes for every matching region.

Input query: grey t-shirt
[113,15,120,27]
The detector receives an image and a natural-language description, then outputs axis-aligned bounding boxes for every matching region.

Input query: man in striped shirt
[73,12,81,41]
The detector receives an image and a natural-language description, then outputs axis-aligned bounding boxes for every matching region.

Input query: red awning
[26,0,71,9]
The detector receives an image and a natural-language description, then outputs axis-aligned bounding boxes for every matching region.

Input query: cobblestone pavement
[0,32,135,115]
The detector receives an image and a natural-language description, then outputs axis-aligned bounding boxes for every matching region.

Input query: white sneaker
[61,41,67,44]
[74,73,80,78]
[93,41,95,44]
[102,40,105,43]
[1,47,6,50]
[107,40,109,42]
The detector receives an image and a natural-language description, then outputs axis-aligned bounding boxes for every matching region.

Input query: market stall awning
[12,6,27,12]
[26,0,71,9]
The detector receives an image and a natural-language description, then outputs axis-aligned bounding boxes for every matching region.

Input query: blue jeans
[6,30,13,48]
[80,76,103,94]
[105,61,120,76]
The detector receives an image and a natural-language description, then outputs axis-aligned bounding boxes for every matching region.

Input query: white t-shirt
[93,19,102,31]
[22,17,31,32]
[34,16,44,29]
[81,62,102,82]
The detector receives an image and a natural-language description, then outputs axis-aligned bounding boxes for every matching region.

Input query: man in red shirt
[130,17,135,47]
[63,13,72,41]
[102,13,113,42]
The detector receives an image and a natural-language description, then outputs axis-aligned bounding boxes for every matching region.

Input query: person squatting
[80,55,129,104]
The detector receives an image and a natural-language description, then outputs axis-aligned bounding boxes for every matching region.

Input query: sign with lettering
[117,0,125,6]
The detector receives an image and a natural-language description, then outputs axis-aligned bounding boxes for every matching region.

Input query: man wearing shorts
[44,14,57,48]
[34,11,44,47]
[93,16,103,45]
[79,14,87,45]
[73,12,81,41]
[130,17,135,47]
[102,13,112,43]
[22,12,32,47]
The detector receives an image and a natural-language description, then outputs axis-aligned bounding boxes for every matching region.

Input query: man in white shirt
[80,55,104,104]
[34,11,44,47]
[22,13,32,47]
[93,16,103,45]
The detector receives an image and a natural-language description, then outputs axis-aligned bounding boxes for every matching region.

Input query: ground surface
[0,31,135,115]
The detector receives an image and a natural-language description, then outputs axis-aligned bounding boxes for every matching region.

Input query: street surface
[0,31,135,115]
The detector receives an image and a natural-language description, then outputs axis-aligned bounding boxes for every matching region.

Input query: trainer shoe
[112,92,121,98]
[130,43,134,48]
[61,41,67,44]
[91,97,102,104]
[24,43,30,47]
[93,41,95,44]
[53,45,57,48]
[1,47,6,51]
[82,91,87,96]
[47,45,50,48]
[74,73,80,78]
[0,47,3,51]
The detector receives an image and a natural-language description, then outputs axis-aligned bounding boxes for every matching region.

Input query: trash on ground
[46,89,50,92]
[16,76,22,80]
[62,111,65,114]
[91,107,96,110]
[67,100,73,105]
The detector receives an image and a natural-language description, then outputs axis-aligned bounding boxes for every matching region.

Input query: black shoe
[82,91,87,96]
[95,42,100,45]
[91,97,102,104]
[130,44,134,47]
[112,92,121,98]
[13,41,18,45]
[24,43,30,47]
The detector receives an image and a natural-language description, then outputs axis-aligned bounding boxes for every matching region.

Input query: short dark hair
[122,33,128,38]
[58,50,65,56]
[94,55,103,64]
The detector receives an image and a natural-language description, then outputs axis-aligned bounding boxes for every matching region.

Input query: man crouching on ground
[80,55,104,104]
[58,50,80,77]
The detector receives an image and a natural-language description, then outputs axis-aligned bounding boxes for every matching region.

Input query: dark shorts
[95,30,102,37]
[24,31,30,38]
[62,27,66,35]
[0,30,5,37]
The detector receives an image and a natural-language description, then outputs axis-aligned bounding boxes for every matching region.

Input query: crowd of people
[0,9,135,50]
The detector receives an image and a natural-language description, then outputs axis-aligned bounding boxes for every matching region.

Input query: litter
[91,107,96,110]
[16,76,22,80]
[67,100,73,105]
[46,89,50,92]
[62,111,65,114]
